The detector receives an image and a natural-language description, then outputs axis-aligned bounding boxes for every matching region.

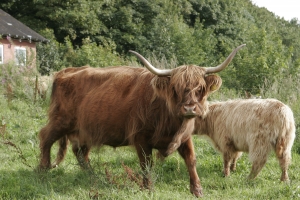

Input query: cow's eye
[184,89,190,94]
[172,88,179,99]
[196,89,205,100]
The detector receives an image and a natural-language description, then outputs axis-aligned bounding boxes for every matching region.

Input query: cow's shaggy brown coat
[39,65,218,196]
[38,45,245,197]
[194,99,296,181]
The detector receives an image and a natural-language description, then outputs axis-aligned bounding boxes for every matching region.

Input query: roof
[0,9,49,43]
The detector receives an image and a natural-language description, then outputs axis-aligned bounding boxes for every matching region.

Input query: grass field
[1,65,300,199]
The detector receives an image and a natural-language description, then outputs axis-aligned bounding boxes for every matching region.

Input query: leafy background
[2,0,300,94]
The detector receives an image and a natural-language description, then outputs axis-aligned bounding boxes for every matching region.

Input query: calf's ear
[205,74,222,93]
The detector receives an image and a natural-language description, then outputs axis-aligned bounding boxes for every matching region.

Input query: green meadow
[1,64,300,199]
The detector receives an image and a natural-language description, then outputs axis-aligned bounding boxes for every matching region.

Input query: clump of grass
[0,63,52,104]
[0,117,6,137]
[0,115,34,169]
[122,162,144,189]
[101,161,150,190]
[2,140,34,169]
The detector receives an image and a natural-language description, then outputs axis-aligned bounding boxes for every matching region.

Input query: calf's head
[130,44,245,119]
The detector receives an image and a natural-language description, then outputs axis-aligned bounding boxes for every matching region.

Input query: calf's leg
[248,148,269,180]
[223,156,232,177]
[230,152,243,171]
[223,147,240,177]
[276,139,292,182]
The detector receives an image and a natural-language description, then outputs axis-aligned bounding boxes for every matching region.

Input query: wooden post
[34,75,38,103]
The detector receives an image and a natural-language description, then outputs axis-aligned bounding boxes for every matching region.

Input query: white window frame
[14,46,26,66]
[0,44,3,64]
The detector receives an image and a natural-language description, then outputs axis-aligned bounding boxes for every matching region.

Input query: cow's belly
[103,138,130,147]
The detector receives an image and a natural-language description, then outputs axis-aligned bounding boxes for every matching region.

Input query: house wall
[0,38,37,68]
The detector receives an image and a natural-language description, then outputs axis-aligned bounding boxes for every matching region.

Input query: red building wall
[0,37,37,68]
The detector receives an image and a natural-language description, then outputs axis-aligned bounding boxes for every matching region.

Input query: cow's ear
[205,74,222,93]
[151,76,170,97]
[151,76,170,91]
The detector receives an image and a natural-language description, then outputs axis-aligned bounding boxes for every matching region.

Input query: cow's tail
[50,77,58,101]
[52,135,69,168]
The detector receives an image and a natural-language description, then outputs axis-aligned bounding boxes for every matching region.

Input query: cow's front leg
[178,137,203,198]
[166,118,195,156]
[134,137,153,189]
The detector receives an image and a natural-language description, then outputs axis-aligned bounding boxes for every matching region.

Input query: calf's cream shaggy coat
[195,99,295,181]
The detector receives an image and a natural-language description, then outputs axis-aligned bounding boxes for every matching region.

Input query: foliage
[63,37,125,68]
[2,0,300,92]
[36,29,66,75]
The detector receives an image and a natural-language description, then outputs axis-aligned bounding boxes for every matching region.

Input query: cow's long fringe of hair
[127,65,210,145]
[154,65,208,117]
[171,65,210,117]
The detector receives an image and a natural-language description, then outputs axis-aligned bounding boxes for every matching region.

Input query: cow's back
[48,66,149,130]
[76,67,167,147]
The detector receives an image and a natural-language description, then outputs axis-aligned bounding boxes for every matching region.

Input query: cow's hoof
[191,186,203,198]
[35,165,51,173]
[51,164,58,169]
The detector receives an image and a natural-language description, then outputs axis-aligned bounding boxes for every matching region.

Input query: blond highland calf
[194,98,296,181]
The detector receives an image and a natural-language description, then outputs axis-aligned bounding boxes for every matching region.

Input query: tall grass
[0,63,300,199]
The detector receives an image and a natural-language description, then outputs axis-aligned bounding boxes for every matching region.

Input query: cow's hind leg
[134,136,153,190]
[178,138,203,198]
[38,125,68,170]
[72,143,91,170]
[51,136,69,168]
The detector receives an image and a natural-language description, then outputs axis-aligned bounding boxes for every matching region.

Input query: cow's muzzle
[183,105,197,118]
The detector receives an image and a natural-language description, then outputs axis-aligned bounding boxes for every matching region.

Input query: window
[0,44,3,64]
[15,47,26,66]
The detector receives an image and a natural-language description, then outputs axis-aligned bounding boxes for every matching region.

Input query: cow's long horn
[129,50,173,76]
[204,44,246,74]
